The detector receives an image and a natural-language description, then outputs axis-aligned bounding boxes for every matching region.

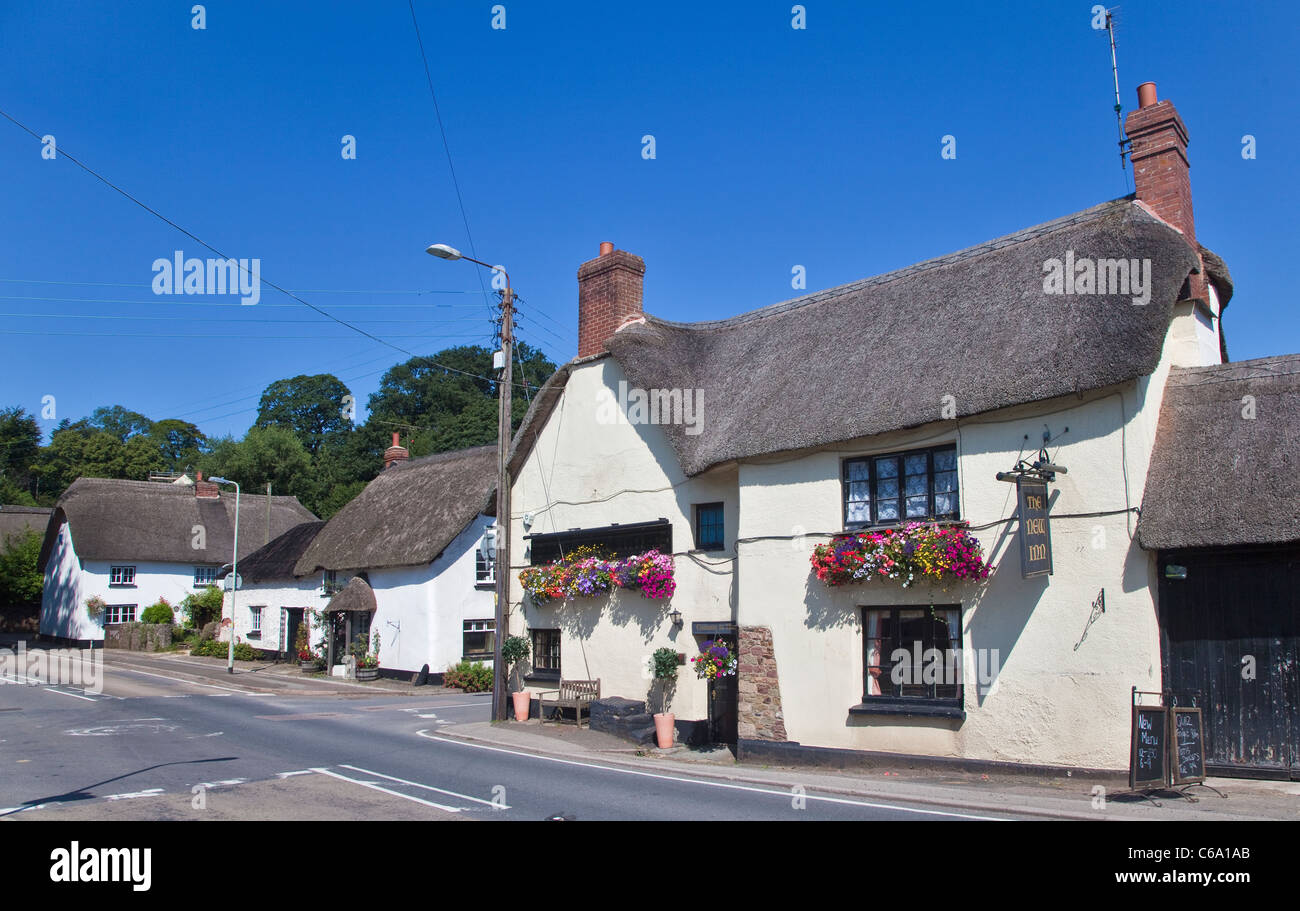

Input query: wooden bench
[538,679,601,728]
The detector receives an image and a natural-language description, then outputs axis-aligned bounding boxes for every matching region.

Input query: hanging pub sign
[1016,476,1053,578]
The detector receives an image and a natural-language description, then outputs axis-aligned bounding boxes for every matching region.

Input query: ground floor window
[531,628,561,676]
[104,604,137,624]
[863,605,963,704]
[249,606,263,640]
[463,619,495,660]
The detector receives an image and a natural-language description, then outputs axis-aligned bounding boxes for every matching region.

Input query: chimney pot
[1137,81,1158,109]
[599,241,614,257]
[383,433,410,470]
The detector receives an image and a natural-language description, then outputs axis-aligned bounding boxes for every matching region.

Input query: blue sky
[1,1,1296,441]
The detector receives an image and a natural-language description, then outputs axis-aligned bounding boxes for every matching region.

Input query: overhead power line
[0,104,535,388]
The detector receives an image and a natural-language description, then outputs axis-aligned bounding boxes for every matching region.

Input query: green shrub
[141,600,174,625]
[188,639,265,661]
[501,635,530,666]
[444,660,494,692]
[180,586,224,630]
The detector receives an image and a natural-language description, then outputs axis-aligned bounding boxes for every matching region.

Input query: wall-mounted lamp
[669,609,683,627]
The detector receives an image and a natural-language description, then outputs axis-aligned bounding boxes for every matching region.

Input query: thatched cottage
[38,474,316,643]
[501,83,1297,775]
[221,519,327,655]
[289,439,499,678]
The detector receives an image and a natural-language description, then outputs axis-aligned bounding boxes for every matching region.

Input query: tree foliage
[0,530,43,605]
[1,342,558,519]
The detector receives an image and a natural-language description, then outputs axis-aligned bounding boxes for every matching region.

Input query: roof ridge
[650,196,1141,331]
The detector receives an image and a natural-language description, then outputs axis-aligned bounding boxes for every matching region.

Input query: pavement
[433,717,1300,822]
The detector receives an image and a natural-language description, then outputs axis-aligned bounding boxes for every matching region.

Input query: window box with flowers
[519,545,676,604]
[810,522,991,590]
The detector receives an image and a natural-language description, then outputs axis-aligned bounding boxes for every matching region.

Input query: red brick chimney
[383,432,410,470]
[1125,82,1205,299]
[577,242,645,358]
[194,470,220,499]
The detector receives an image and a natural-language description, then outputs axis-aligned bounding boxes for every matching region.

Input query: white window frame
[463,619,496,659]
[109,565,136,586]
[475,528,497,585]
[249,606,264,640]
[104,604,137,624]
[193,566,218,588]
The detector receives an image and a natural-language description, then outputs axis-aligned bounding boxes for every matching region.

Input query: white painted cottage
[221,520,328,656]
[502,83,1264,772]
[38,474,316,643]
[289,439,499,680]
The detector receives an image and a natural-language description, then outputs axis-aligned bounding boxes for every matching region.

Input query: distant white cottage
[277,438,499,679]
[38,473,316,643]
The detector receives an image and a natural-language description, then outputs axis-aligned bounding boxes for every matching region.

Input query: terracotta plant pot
[512,690,531,722]
[654,712,675,749]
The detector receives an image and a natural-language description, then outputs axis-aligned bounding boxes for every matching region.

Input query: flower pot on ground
[351,630,381,683]
[512,690,531,722]
[650,647,680,749]
[501,634,532,721]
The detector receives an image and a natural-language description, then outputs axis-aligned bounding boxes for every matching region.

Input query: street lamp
[427,241,513,723]
[209,476,240,675]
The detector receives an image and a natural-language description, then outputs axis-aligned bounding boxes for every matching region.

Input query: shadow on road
[0,756,239,818]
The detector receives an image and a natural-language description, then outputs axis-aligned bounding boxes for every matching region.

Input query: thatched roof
[0,506,52,545]
[1199,243,1234,307]
[294,444,496,574]
[1137,355,1300,550]
[588,196,1200,477]
[237,520,326,583]
[322,575,377,613]
[37,478,316,571]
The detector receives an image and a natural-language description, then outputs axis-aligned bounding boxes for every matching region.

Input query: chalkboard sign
[1129,705,1167,789]
[1016,476,1053,578]
[1171,707,1206,785]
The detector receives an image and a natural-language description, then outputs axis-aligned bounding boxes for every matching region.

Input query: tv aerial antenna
[1105,8,1132,172]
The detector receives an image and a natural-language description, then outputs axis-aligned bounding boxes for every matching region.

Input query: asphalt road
[0,648,1016,821]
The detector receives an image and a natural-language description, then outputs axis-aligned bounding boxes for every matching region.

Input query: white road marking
[339,764,507,809]
[197,778,246,789]
[43,687,99,702]
[308,767,462,813]
[3,672,101,701]
[276,770,314,779]
[417,731,1009,821]
[104,788,166,801]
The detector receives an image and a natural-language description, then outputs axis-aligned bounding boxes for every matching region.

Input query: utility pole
[493,282,514,724]
[425,242,513,723]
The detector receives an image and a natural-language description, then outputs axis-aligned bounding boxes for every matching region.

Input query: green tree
[255,374,354,455]
[88,405,153,442]
[200,426,312,499]
[0,407,42,503]
[148,419,205,469]
[0,529,43,604]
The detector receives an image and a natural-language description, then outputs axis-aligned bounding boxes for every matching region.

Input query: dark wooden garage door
[1159,545,1299,778]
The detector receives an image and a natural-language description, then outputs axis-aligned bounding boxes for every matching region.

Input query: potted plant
[353,631,380,682]
[650,646,679,749]
[294,616,316,671]
[501,635,532,721]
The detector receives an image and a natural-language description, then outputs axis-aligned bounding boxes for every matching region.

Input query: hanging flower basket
[691,639,738,680]
[811,522,990,589]
[520,546,676,604]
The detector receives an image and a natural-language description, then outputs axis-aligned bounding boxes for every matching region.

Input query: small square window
[531,629,561,676]
[110,566,136,586]
[695,503,725,551]
[194,566,218,587]
[463,619,496,659]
